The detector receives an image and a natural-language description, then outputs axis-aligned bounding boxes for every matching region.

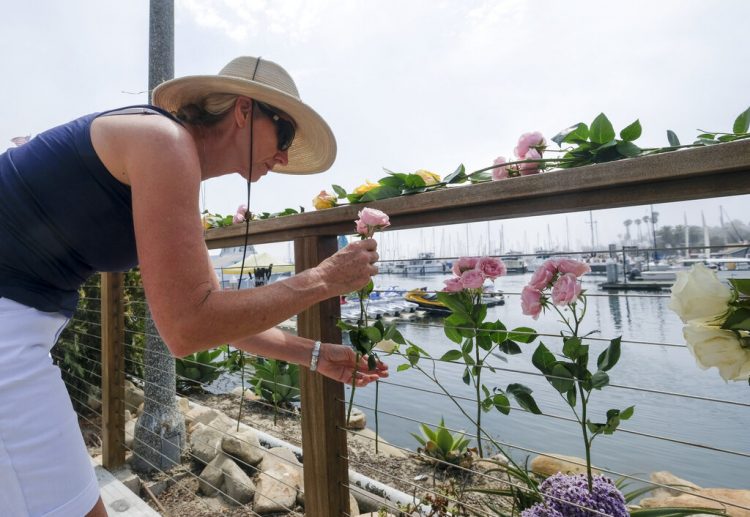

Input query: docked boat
[500,253,528,274]
[638,257,750,282]
[340,288,419,321]
[404,287,505,315]
[404,252,452,275]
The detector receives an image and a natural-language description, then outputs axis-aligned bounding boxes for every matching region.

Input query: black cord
[236,57,263,290]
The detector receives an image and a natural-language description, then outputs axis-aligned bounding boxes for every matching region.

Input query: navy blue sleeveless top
[0,105,182,316]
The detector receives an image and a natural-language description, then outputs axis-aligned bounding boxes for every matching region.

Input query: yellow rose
[683,324,750,381]
[201,214,213,230]
[312,190,337,210]
[669,263,731,323]
[353,181,380,196]
[415,169,441,186]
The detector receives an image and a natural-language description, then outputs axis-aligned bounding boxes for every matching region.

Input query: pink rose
[476,257,507,280]
[452,256,479,276]
[355,207,390,237]
[528,266,554,290]
[461,269,485,289]
[233,204,248,224]
[491,156,509,181]
[556,259,591,278]
[551,273,582,306]
[443,277,464,292]
[514,131,547,158]
[519,148,542,176]
[521,286,543,319]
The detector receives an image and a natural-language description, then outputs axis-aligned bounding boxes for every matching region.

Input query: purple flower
[521,474,628,517]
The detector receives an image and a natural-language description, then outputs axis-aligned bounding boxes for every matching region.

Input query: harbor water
[348,272,749,491]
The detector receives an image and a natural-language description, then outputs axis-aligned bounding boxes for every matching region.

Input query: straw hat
[152,56,336,174]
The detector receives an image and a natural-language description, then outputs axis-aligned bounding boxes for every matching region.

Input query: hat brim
[152,75,336,175]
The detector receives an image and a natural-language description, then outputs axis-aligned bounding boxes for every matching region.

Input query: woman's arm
[93,115,377,357]
[232,328,387,386]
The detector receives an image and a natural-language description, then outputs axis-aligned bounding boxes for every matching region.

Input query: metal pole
[148,0,174,101]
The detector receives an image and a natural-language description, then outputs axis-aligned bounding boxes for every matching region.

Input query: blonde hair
[174,93,239,126]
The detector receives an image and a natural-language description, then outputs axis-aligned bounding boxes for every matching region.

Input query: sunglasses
[255,101,296,152]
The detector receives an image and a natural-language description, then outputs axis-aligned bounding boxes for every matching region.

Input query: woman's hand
[315,239,379,297]
[316,343,388,387]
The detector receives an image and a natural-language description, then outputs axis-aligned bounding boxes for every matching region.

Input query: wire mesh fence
[50,238,750,517]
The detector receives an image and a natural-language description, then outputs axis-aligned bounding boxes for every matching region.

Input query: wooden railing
[97,138,750,515]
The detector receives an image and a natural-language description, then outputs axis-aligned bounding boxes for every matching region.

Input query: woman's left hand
[316,343,388,387]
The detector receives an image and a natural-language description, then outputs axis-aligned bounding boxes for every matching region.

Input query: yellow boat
[404,287,506,314]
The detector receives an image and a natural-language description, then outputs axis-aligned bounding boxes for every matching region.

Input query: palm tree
[623,219,632,243]
[634,219,642,242]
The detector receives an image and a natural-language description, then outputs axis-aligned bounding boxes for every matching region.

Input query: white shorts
[0,298,99,516]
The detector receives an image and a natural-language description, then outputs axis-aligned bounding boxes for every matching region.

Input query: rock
[640,488,750,517]
[110,464,140,495]
[176,396,190,414]
[254,447,303,513]
[88,395,102,412]
[348,428,407,458]
[222,457,256,505]
[185,405,221,428]
[124,419,136,449]
[530,454,599,478]
[649,471,701,499]
[222,428,264,468]
[190,422,226,465]
[231,386,261,402]
[475,452,509,471]
[346,407,367,430]
[124,380,144,413]
[198,453,232,497]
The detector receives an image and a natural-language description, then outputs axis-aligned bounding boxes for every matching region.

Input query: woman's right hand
[316,239,379,296]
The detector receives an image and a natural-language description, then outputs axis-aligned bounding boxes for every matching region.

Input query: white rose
[669,263,731,323]
[374,339,399,353]
[683,324,750,381]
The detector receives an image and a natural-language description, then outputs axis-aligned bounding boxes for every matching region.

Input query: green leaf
[436,426,454,453]
[667,130,681,147]
[472,303,488,325]
[621,405,635,420]
[492,393,511,415]
[397,364,411,372]
[462,367,471,385]
[364,326,382,343]
[421,422,437,443]
[506,383,542,414]
[566,388,577,407]
[597,337,622,371]
[440,350,463,362]
[444,164,467,184]
[547,363,575,393]
[332,184,347,198]
[362,280,374,297]
[377,175,406,189]
[443,323,463,344]
[498,340,522,355]
[508,327,537,343]
[721,308,750,330]
[552,122,589,146]
[437,292,471,317]
[562,337,583,360]
[591,370,610,389]
[733,106,750,134]
[359,185,402,202]
[619,119,642,141]
[590,113,616,144]
[729,278,750,296]
[616,141,642,157]
[532,342,556,373]
[476,334,493,351]
[410,432,426,446]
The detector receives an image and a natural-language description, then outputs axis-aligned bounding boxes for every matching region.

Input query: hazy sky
[2,0,748,259]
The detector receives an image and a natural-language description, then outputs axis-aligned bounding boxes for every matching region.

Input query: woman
[0,56,386,516]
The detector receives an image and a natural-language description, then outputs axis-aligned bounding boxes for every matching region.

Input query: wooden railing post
[296,236,349,516]
[101,272,125,469]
